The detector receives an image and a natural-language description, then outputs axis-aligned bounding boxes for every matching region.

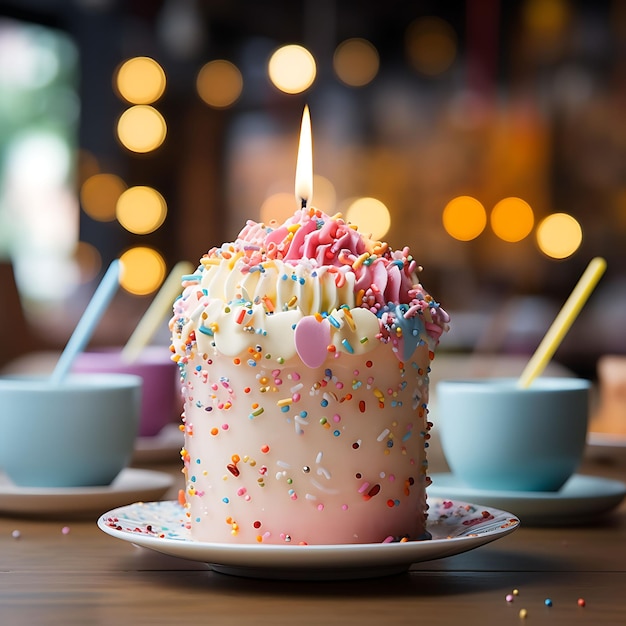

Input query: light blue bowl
[0,373,141,487]
[436,377,590,492]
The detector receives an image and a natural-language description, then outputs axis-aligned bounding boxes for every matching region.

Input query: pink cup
[72,346,179,437]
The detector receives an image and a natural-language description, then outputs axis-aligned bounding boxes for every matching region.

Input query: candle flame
[295,105,313,208]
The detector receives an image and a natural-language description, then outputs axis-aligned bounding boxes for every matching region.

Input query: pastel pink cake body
[171,209,448,545]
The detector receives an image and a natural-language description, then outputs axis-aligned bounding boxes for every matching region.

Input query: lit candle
[295,105,313,209]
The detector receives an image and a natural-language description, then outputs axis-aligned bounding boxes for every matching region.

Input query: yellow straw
[121,260,195,363]
[517,257,606,388]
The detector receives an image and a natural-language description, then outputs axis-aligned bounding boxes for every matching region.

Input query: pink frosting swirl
[232,209,424,309]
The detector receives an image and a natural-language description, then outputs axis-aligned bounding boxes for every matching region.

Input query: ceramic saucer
[428,473,626,526]
[132,424,183,464]
[0,468,174,517]
[98,498,520,580]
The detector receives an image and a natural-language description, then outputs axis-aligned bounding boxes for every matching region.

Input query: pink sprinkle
[382,536,394,543]
[506,594,514,603]
[61,526,70,535]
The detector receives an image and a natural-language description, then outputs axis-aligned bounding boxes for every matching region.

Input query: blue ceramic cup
[0,373,141,487]
[436,377,590,492]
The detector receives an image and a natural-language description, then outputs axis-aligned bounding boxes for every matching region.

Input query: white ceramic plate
[132,424,183,464]
[98,498,520,580]
[429,473,626,526]
[0,468,174,517]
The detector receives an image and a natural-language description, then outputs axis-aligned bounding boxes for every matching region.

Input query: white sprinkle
[310,479,340,495]
[377,428,390,442]
[323,392,338,403]
[316,466,332,480]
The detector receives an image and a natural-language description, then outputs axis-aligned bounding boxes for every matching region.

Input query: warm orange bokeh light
[115,56,166,104]
[117,105,167,153]
[197,60,243,108]
[442,196,487,241]
[490,197,535,242]
[119,246,166,295]
[333,38,379,87]
[80,173,127,222]
[406,17,457,75]
[536,213,582,259]
[268,45,316,94]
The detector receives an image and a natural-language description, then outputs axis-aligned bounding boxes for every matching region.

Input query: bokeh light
[77,149,100,186]
[345,197,391,241]
[333,38,379,87]
[80,173,127,222]
[490,197,535,242]
[260,192,295,225]
[117,105,167,153]
[405,17,457,76]
[522,0,571,37]
[442,196,487,241]
[119,246,166,295]
[259,176,336,225]
[73,240,101,284]
[268,44,316,94]
[116,186,167,234]
[536,213,582,259]
[197,60,243,108]
[115,56,166,104]
[312,175,337,215]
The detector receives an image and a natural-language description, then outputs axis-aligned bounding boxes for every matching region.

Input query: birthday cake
[170,207,449,544]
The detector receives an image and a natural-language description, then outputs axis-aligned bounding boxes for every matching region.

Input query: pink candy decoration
[294,316,331,368]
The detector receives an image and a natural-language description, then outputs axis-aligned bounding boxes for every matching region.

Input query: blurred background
[0,0,624,380]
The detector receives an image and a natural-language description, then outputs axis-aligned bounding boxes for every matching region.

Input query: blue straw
[50,260,121,384]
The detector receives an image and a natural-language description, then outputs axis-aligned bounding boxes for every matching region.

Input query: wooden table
[1,445,625,626]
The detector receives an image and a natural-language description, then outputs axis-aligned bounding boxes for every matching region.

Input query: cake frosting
[170,207,449,544]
